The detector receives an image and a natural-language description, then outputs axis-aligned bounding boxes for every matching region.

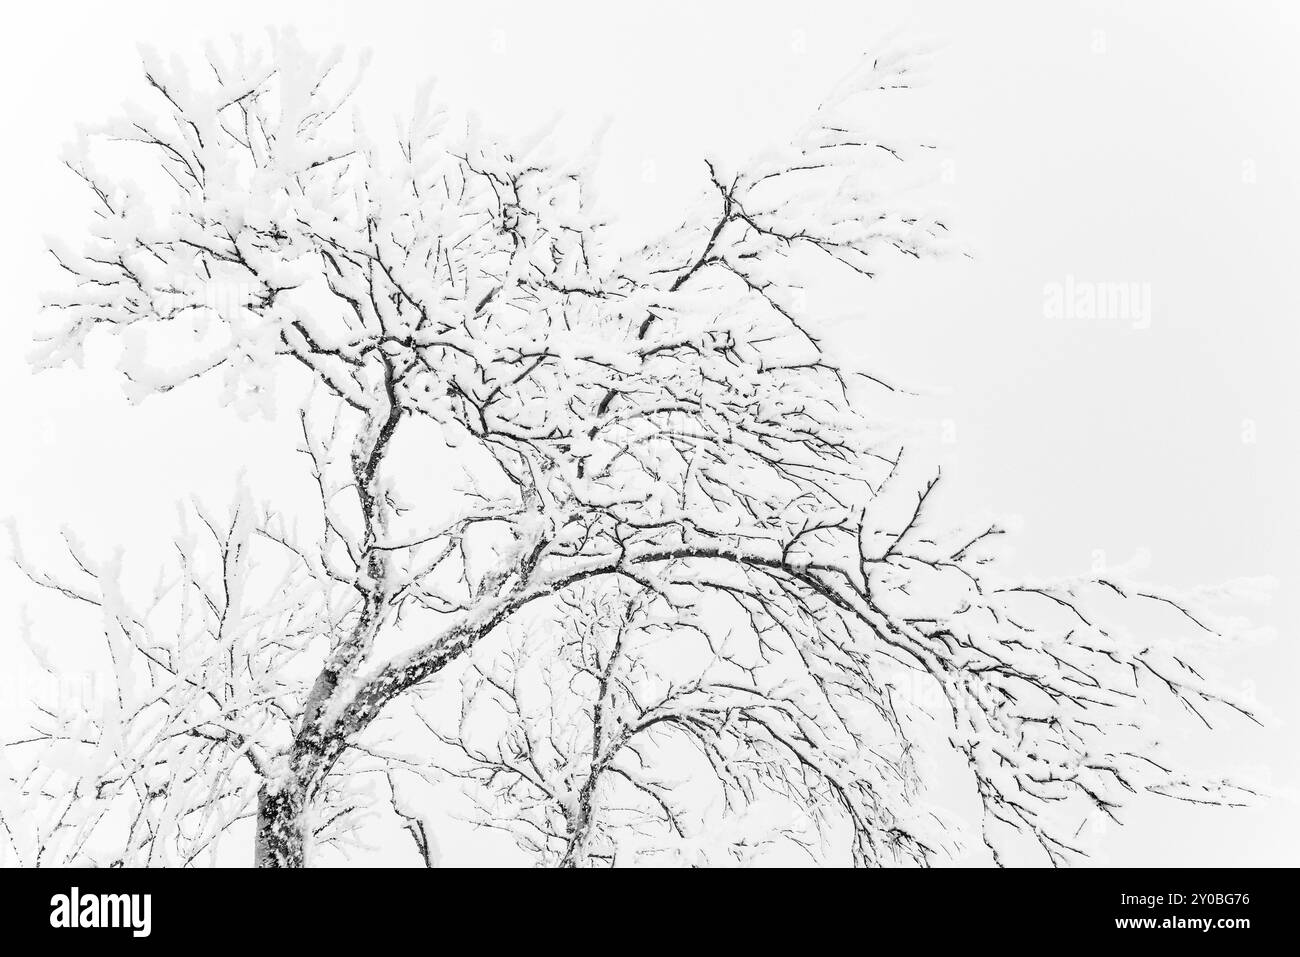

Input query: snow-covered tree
[2,32,1265,867]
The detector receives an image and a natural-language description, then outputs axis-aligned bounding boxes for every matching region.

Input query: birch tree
[1,32,1264,867]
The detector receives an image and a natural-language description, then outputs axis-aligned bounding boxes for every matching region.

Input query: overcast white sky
[1,0,1297,866]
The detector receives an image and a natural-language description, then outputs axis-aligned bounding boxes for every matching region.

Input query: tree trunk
[255,783,307,868]
[559,815,590,868]
[559,786,596,867]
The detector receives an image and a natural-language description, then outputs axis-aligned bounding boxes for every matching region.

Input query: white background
[0,0,1297,865]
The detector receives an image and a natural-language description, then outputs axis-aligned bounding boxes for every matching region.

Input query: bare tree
[2,32,1264,867]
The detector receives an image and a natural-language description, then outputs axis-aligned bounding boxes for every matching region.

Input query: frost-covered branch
[9,32,1265,868]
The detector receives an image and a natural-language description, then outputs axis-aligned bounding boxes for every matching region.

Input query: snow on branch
[8,33,1267,867]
